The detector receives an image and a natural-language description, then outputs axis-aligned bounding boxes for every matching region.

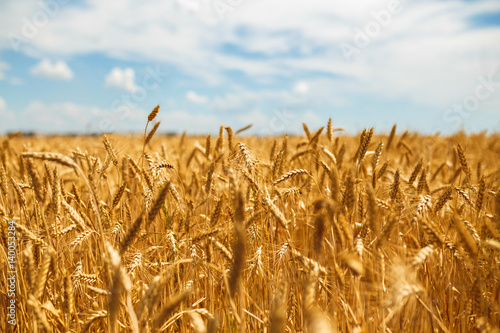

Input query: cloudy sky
[0,0,499,135]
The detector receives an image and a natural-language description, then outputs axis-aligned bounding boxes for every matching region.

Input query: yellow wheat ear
[148,105,160,122]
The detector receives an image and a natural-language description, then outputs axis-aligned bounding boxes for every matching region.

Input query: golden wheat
[1,116,499,332]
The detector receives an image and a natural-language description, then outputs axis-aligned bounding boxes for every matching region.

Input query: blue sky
[0,0,499,135]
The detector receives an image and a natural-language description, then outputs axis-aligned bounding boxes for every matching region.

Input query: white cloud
[30,59,74,80]
[0,101,118,133]
[293,81,309,94]
[105,67,139,92]
[14,0,496,100]
[19,101,103,130]
[186,90,208,104]
[0,1,41,50]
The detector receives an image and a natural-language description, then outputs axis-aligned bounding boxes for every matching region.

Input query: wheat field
[1,108,500,332]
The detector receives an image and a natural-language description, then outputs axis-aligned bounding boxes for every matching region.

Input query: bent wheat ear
[367,185,379,233]
[103,134,118,165]
[0,165,8,196]
[457,143,470,179]
[309,126,324,145]
[147,181,171,226]
[148,104,160,122]
[205,134,211,159]
[358,127,374,164]
[237,142,256,171]
[273,169,310,185]
[22,152,78,170]
[371,141,384,188]
[145,121,160,145]
[342,172,355,212]
[408,158,423,185]
[434,186,452,213]
[302,122,312,140]
[326,118,333,143]
[386,124,396,151]
[111,182,127,209]
[235,123,253,135]
[120,215,143,254]
[420,218,444,246]
[389,169,400,201]
[225,126,234,151]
